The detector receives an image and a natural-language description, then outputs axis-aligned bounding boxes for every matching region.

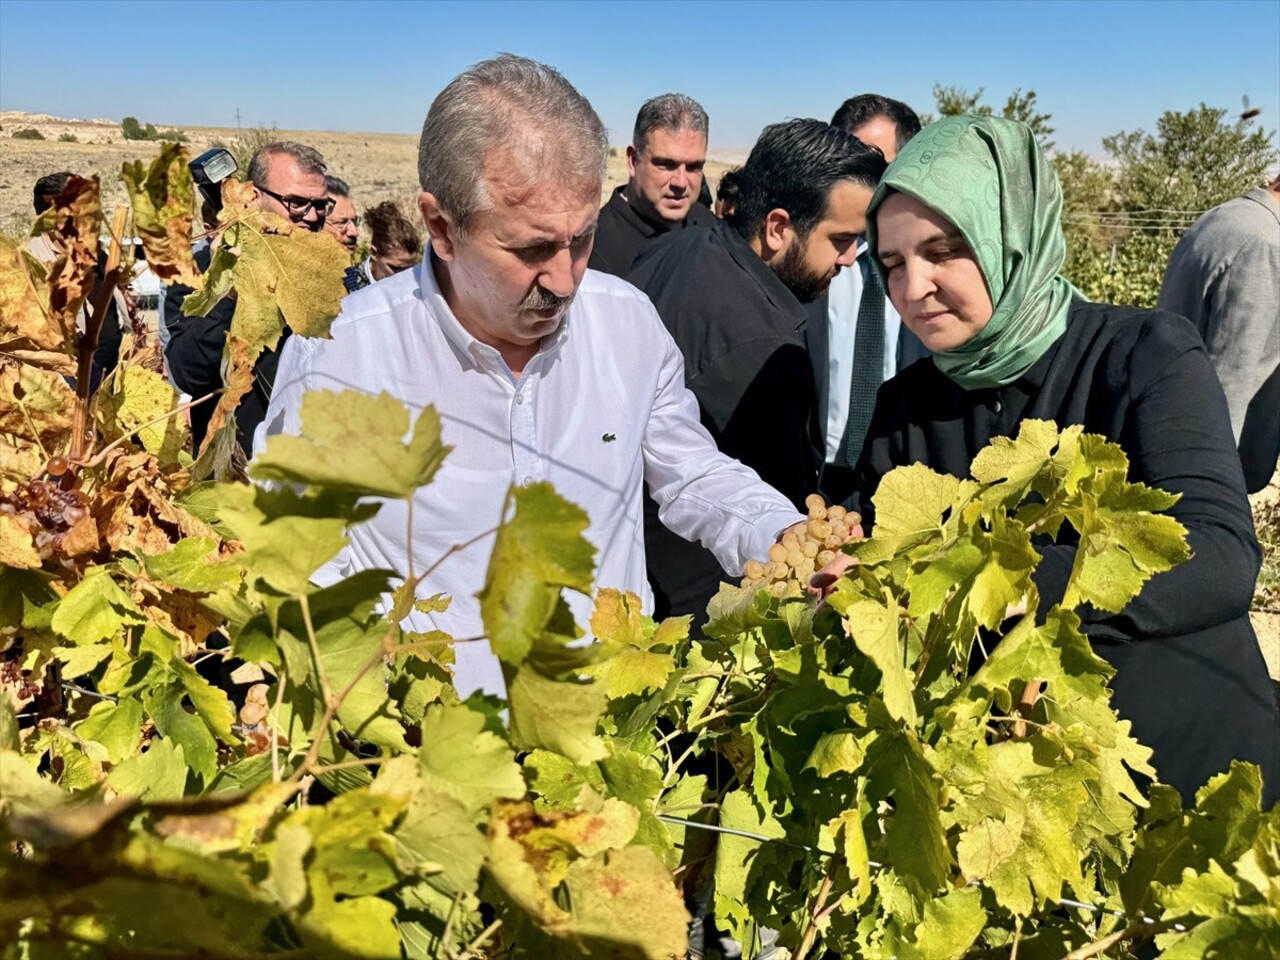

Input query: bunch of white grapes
[741,494,861,598]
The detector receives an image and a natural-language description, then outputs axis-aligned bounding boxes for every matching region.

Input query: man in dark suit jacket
[588,93,716,278]
[814,94,929,503]
[164,141,333,455]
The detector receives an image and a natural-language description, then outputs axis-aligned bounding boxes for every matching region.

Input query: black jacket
[588,185,716,278]
[628,220,822,621]
[806,289,930,502]
[849,300,1280,805]
[163,245,286,455]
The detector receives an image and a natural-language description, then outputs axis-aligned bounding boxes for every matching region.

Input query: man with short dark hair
[831,92,922,162]
[28,172,130,380]
[714,166,741,220]
[629,119,886,620]
[588,92,716,277]
[260,56,806,697]
[813,94,929,502]
[164,141,333,453]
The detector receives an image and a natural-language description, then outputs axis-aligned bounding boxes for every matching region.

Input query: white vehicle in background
[130,255,163,311]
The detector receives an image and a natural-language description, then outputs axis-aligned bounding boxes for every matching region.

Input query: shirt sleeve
[641,325,805,575]
[1199,240,1280,442]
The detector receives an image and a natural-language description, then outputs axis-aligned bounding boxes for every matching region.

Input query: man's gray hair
[324,175,350,197]
[418,54,608,231]
[632,93,709,153]
[247,141,327,189]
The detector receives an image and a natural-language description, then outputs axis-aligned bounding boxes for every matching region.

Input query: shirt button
[514,393,524,405]
[993,399,1003,413]
[522,475,534,485]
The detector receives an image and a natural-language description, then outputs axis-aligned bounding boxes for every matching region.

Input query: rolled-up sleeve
[641,327,804,575]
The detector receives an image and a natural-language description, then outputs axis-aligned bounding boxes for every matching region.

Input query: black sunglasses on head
[257,185,336,219]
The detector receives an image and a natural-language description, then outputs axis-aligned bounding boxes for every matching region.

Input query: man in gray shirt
[1159,175,1280,492]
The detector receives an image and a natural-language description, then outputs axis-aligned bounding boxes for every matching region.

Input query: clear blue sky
[1,0,1276,156]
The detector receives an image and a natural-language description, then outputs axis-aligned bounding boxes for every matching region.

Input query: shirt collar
[416,251,572,370]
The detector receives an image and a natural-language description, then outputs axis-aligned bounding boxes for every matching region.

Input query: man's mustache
[521,287,575,312]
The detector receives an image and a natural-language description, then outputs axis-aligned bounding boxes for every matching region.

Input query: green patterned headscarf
[865,115,1082,391]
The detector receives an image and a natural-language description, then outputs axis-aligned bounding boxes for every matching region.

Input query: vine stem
[270,667,287,783]
[1062,919,1171,960]
[457,918,501,958]
[1011,678,1044,738]
[288,620,399,786]
[298,594,335,709]
[68,206,129,466]
[76,390,218,468]
[794,855,839,960]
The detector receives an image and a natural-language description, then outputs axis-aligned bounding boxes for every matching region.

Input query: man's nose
[670,166,689,190]
[540,247,576,296]
[835,245,859,268]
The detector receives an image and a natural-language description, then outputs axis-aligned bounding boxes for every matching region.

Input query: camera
[189,148,238,213]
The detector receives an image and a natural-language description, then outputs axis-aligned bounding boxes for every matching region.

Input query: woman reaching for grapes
[812,115,1279,806]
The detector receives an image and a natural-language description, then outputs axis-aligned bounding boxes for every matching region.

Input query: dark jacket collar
[711,219,808,335]
[605,184,715,238]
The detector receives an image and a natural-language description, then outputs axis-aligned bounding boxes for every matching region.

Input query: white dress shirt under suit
[258,258,804,697]
[823,242,903,463]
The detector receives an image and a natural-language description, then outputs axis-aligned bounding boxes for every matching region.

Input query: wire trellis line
[655,813,1188,933]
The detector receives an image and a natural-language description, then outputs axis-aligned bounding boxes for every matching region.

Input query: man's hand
[807,519,865,598]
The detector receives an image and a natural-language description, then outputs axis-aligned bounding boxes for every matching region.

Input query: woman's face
[876,192,994,353]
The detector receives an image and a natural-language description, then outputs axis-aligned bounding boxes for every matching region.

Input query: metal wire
[656,813,1188,932]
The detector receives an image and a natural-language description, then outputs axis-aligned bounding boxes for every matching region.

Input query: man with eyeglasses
[164,140,332,455]
[323,176,372,294]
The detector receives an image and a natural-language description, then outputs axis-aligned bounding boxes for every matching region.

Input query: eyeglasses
[328,215,361,230]
[256,184,336,220]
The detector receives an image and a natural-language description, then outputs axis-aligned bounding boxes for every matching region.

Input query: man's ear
[625,144,640,181]
[418,191,454,260]
[759,207,794,260]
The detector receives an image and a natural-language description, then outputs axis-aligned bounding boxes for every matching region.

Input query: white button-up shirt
[258,258,804,697]
[824,242,903,462]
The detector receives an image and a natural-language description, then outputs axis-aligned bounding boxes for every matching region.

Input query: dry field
[0,110,737,237]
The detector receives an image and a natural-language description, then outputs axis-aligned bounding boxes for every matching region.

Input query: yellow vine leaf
[96,364,188,464]
[121,143,200,287]
[182,179,348,355]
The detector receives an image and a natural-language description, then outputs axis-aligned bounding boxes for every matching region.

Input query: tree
[1104,103,1275,217]
[120,115,145,140]
[928,84,1056,150]
[1066,104,1277,306]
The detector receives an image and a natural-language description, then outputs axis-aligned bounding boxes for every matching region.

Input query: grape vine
[1,145,1276,960]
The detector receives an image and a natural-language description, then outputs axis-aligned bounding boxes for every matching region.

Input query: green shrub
[122,115,188,143]
[12,127,44,140]
[57,132,78,143]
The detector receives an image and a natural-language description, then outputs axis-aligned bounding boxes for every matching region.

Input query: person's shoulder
[631,219,730,279]
[572,271,675,353]
[1070,300,1204,357]
[1181,192,1278,252]
[294,266,423,368]
[577,268,656,310]
[686,202,718,228]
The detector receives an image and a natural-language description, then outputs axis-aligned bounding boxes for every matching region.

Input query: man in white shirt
[258,55,805,697]
[811,94,929,502]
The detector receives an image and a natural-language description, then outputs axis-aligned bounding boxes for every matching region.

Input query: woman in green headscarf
[833,115,1279,806]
